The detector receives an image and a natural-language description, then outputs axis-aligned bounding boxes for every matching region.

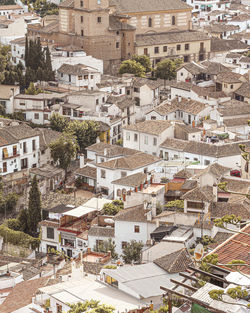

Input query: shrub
[103,265,117,269]
[0,224,40,249]
[6,218,21,231]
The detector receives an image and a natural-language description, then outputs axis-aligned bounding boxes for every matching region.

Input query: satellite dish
[194,243,204,262]
[104,218,114,224]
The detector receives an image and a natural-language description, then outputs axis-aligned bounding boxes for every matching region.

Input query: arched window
[122,188,127,195]
[148,17,152,27]
[172,16,175,25]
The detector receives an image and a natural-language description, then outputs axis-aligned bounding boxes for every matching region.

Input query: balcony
[2,153,19,160]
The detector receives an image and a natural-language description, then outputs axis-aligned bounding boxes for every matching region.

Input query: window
[153,137,157,146]
[154,46,159,54]
[144,135,148,144]
[230,84,233,89]
[122,241,128,249]
[78,75,82,80]
[78,240,83,247]
[184,55,189,63]
[80,0,83,7]
[97,17,101,23]
[47,227,54,239]
[13,145,17,156]
[23,142,27,153]
[151,116,156,120]
[84,75,88,79]
[91,75,94,79]
[116,42,119,49]
[60,73,63,78]
[32,139,36,151]
[96,99,99,105]
[134,133,138,142]
[126,132,130,140]
[81,29,84,36]
[148,17,152,27]
[134,87,139,92]
[200,42,204,50]
[56,304,62,313]
[144,48,148,55]
[177,44,181,51]
[44,114,48,120]
[3,162,7,173]
[163,46,167,52]
[185,43,189,51]
[134,225,140,233]
[34,113,39,120]
[172,15,175,25]
[101,169,106,178]
[81,15,83,22]
[21,158,28,169]
[205,160,210,165]
[2,148,8,159]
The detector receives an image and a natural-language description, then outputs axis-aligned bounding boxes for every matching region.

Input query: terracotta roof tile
[123,120,172,135]
[114,204,150,222]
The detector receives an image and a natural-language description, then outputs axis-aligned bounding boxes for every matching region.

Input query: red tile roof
[208,224,250,275]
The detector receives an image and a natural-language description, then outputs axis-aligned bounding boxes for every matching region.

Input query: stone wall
[82,261,104,275]
[1,242,33,258]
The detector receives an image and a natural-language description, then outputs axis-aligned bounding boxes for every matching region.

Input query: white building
[228,14,250,32]
[57,63,101,90]
[0,4,24,19]
[10,36,25,67]
[51,46,103,73]
[123,120,174,157]
[159,137,250,168]
[0,84,19,113]
[96,152,161,197]
[0,124,39,175]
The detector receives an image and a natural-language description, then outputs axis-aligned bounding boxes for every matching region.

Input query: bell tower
[74,0,110,37]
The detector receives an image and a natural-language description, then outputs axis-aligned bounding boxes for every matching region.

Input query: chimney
[178,95,182,103]
[213,183,218,202]
[151,191,157,217]
[96,136,100,143]
[79,154,85,168]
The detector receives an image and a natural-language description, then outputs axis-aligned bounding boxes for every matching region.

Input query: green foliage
[6,219,21,231]
[65,120,99,152]
[132,54,151,73]
[214,214,242,229]
[165,200,184,209]
[0,0,15,4]
[49,112,69,132]
[200,235,215,246]
[209,289,224,301]
[155,58,182,82]
[17,208,29,233]
[94,238,118,260]
[102,200,124,216]
[227,286,248,300]
[32,0,59,17]
[119,60,146,77]
[209,287,249,307]
[0,192,18,213]
[200,253,218,273]
[27,176,42,236]
[160,177,169,183]
[121,240,143,264]
[25,82,42,95]
[68,300,115,313]
[50,132,78,175]
[103,265,117,269]
[0,224,40,249]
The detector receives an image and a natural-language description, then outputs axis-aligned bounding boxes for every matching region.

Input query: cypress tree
[24,35,29,67]
[27,175,41,237]
[45,46,54,81]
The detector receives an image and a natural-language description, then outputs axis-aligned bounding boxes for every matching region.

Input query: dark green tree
[27,175,42,236]
[119,60,146,77]
[50,112,69,132]
[50,132,79,177]
[25,35,29,67]
[94,238,118,259]
[122,240,143,264]
[102,200,124,216]
[44,46,54,81]
[17,208,29,233]
[155,58,182,87]
[132,54,152,73]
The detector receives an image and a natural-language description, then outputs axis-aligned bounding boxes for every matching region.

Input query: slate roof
[123,120,172,135]
[154,248,193,273]
[58,63,98,75]
[75,166,97,179]
[113,204,149,222]
[210,201,250,220]
[136,30,209,47]
[216,71,243,84]
[0,124,38,147]
[209,224,250,275]
[110,0,191,13]
[87,142,138,157]
[35,128,61,151]
[211,38,249,52]
[234,82,250,98]
[181,185,215,202]
[0,277,49,313]
[98,152,160,170]
[133,77,163,90]
[160,138,250,158]
[88,226,114,238]
[112,172,147,187]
